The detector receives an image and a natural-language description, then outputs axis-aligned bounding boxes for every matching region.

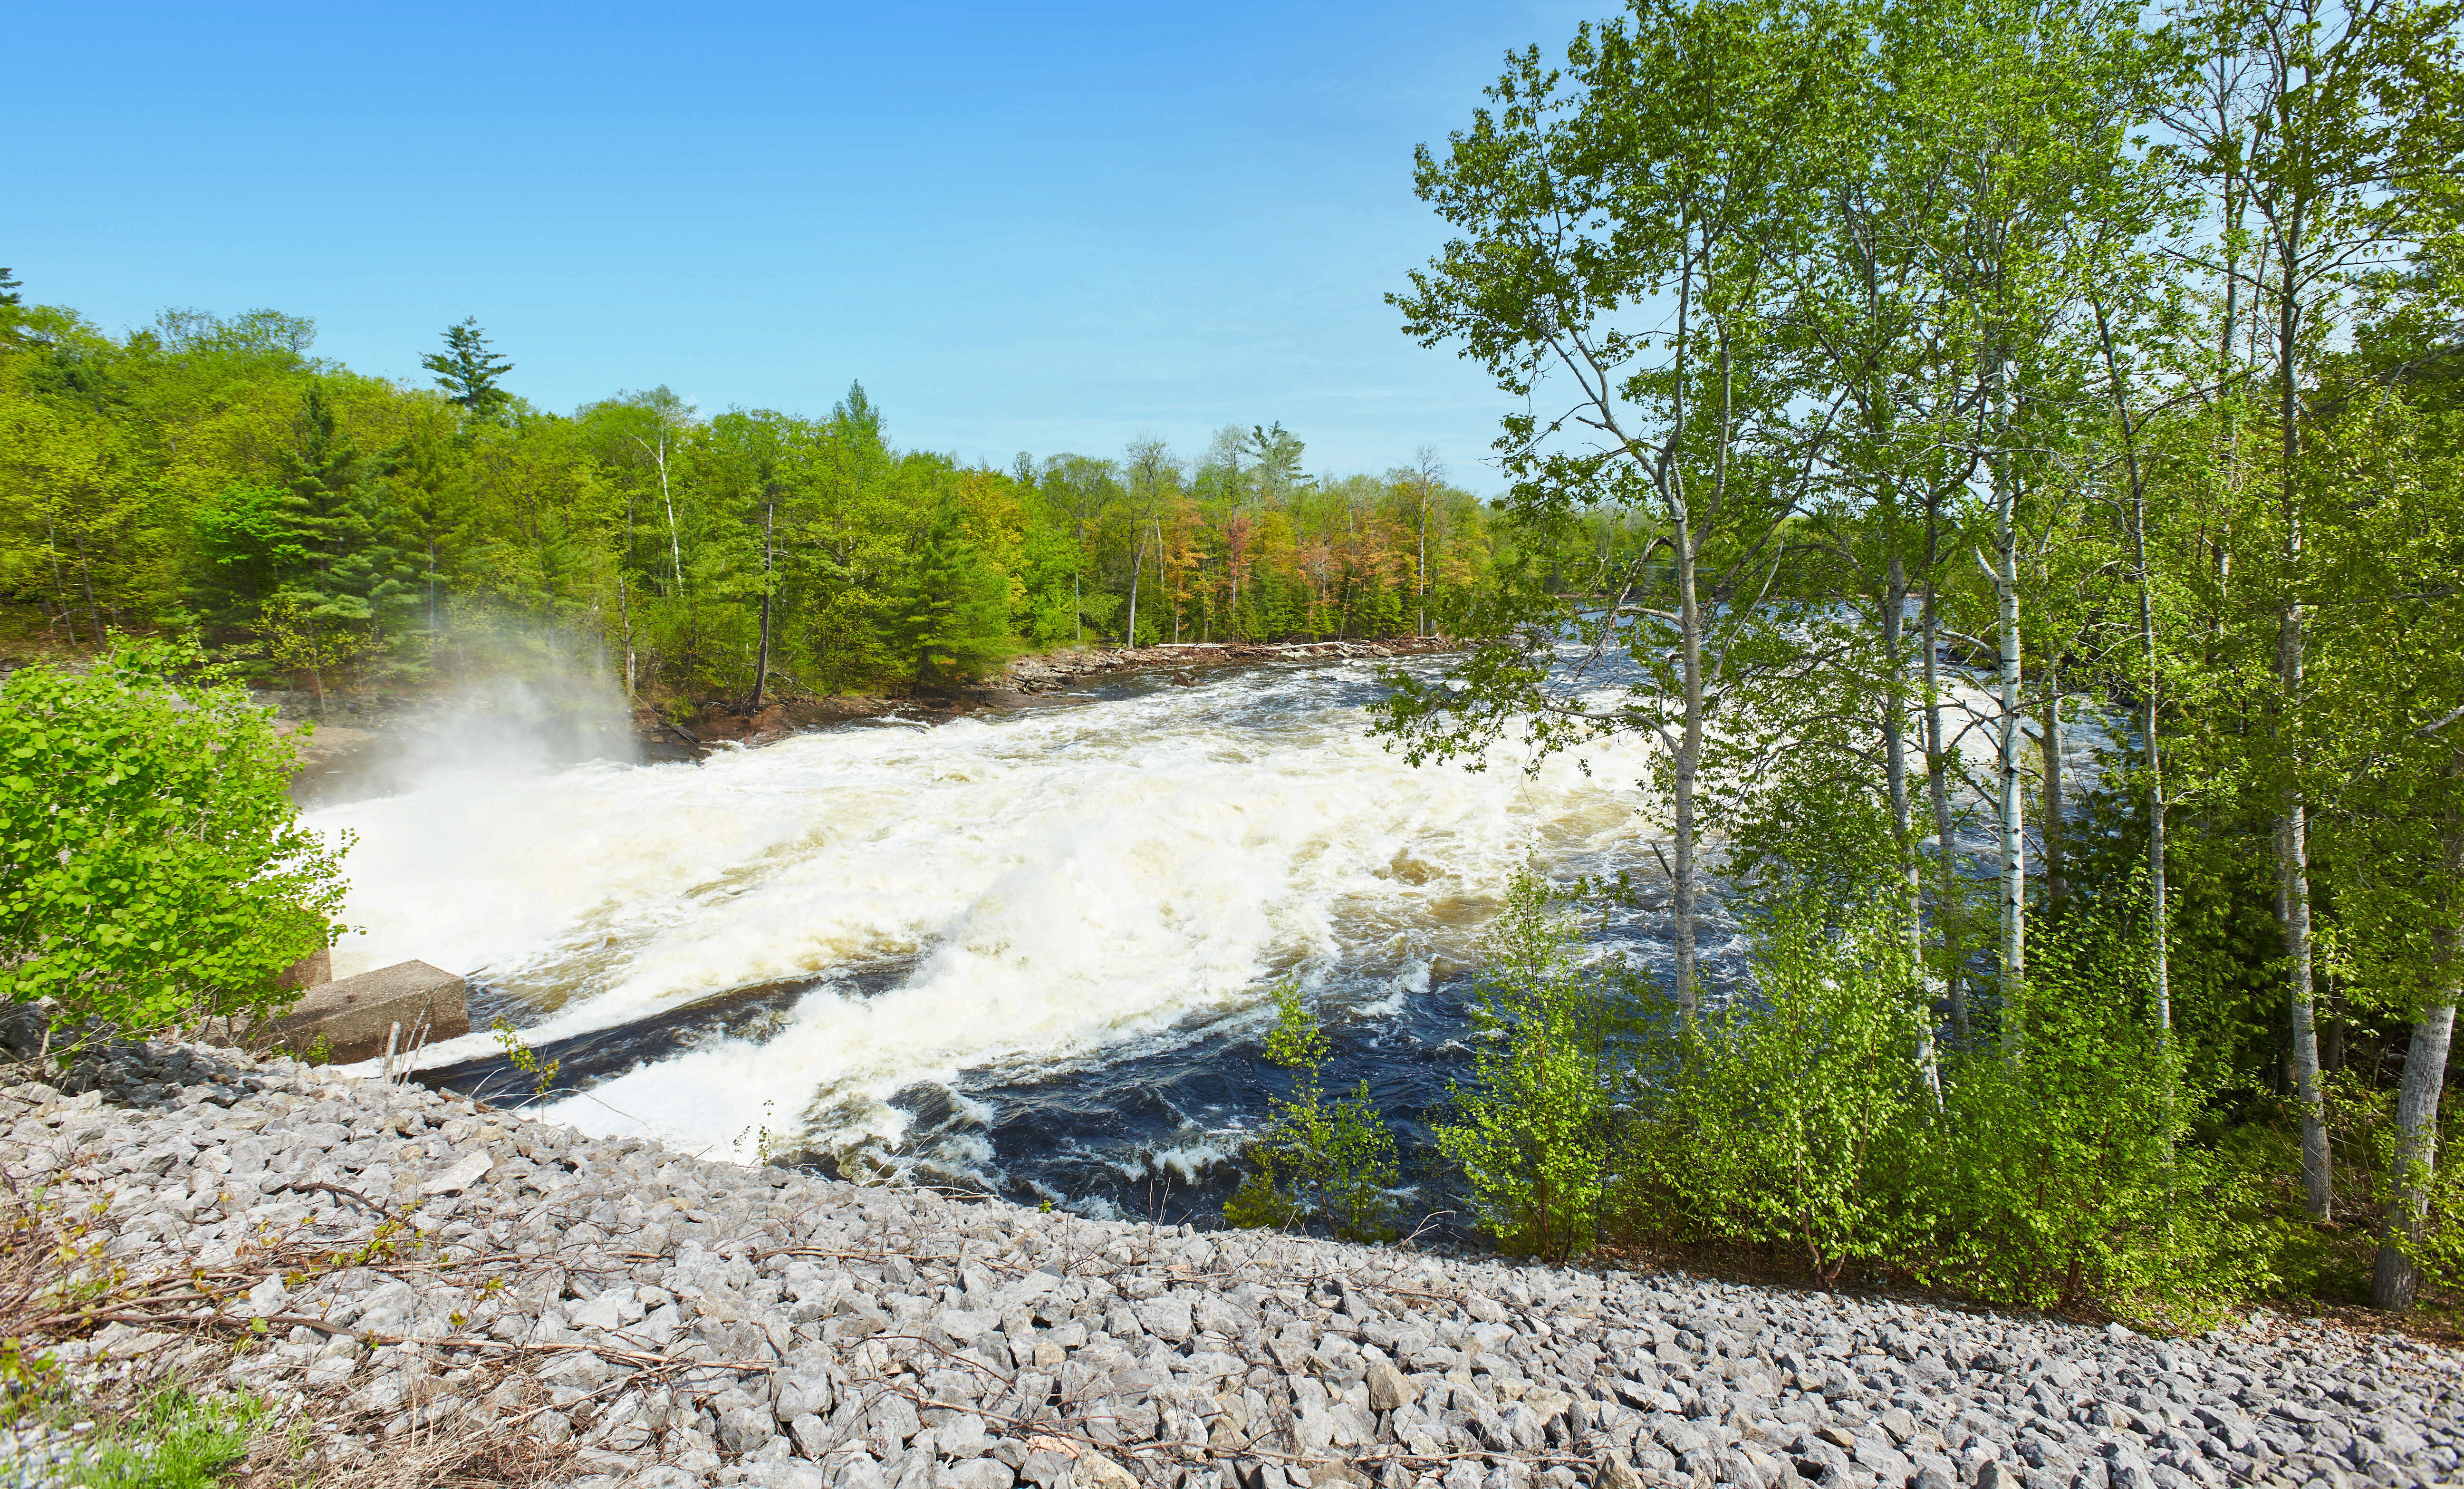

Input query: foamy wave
[306,666,1665,1159]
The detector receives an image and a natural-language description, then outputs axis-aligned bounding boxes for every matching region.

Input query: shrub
[0,638,349,1048]
[1913,915,2272,1325]
[1435,872,1635,1262]
[1224,980,1400,1241]
[1630,895,1935,1283]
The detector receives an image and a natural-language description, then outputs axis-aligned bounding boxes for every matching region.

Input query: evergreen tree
[421,316,515,422]
[897,505,1013,692]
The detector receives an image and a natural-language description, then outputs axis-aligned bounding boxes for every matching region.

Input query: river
[303,657,1726,1222]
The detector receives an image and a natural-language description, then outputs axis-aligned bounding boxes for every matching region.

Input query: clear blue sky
[7,1,1599,485]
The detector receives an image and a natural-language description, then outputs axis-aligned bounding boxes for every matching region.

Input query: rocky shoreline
[2,1035,2457,1489]
[658,636,1460,751]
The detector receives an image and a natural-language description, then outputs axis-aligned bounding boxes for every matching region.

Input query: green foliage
[0,286,1490,703]
[1913,912,2270,1323]
[1614,885,2270,1324]
[421,316,515,423]
[898,504,1016,691]
[1435,872,1633,1263]
[0,638,348,1045]
[1224,980,1401,1242]
[67,1387,265,1489]
[490,1017,562,1100]
[0,1335,60,1425]
[1632,896,1932,1285]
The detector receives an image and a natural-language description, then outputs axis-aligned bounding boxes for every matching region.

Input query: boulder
[275,959,468,1064]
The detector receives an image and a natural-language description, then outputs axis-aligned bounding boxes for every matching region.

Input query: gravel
[0,1032,2455,1489]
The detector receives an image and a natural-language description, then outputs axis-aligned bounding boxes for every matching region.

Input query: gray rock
[1366,1359,1415,1413]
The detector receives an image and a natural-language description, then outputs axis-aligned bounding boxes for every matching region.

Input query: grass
[65,1389,268,1489]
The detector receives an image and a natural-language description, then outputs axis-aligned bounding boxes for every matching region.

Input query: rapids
[304,658,1717,1218]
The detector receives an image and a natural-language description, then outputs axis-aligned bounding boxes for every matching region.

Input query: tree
[1437,872,1632,1262]
[0,266,27,349]
[898,503,1014,692]
[1122,435,1180,647]
[1402,446,1445,637]
[1381,0,1854,1022]
[1224,980,1402,1241]
[2174,0,2464,1221]
[0,639,349,1046]
[421,316,516,423]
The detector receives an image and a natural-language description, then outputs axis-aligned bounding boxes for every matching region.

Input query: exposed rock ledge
[996,637,1457,700]
[3,1035,2455,1489]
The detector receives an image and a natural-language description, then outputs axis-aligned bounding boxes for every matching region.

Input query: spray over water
[306,660,1673,1204]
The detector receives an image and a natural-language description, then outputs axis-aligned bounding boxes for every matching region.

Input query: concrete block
[276,959,468,1064]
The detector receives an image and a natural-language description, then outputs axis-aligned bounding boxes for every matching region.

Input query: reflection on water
[307,657,1730,1219]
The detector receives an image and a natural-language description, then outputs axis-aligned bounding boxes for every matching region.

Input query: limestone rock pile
[0,1040,2456,1489]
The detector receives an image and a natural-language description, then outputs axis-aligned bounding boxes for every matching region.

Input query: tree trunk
[750,487,776,713]
[1922,580,1968,1047]
[2040,671,2065,921]
[2374,1003,2457,1309]
[2372,756,2464,1306]
[619,575,636,699]
[1419,486,1431,638]
[1673,520,1703,1033]
[2279,723,2330,1220]
[1883,554,1938,1100]
[45,512,77,646]
[2277,237,2331,1219]
[1992,369,2027,1039]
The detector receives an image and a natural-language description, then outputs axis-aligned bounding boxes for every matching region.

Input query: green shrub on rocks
[1628,895,1936,1286]
[0,638,349,1051]
[1224,979,1401,1241]
[1435,871,1637,1263]
[1423,869,2271,1322]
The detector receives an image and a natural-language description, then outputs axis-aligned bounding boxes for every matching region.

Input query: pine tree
[898,506,1013,693]
[421,317,515,422]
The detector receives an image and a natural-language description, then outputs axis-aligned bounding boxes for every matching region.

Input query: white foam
[306,668,1665,1159]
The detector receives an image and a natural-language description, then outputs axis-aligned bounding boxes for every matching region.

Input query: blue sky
[7,1,1600,485]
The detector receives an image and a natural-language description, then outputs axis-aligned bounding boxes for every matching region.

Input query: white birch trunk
[1922,562,1970,1049]
[2374,1002,2457,1309]
[1992,375,2027,1038]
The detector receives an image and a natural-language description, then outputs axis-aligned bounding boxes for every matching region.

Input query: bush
[1224,980,1400,1241]
[1629,896,1934,1283]
[1436,872,1635,1262]
[1600,874,2266,1324]
[1912,916,2271,1324]
[0,638,348,1048]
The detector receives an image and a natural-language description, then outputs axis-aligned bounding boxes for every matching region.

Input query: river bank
[647,637,1461,754]
[261,635,1461,775]
[3,1032,2455,1489]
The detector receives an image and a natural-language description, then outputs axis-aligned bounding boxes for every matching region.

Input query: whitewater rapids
[303,662,1670,1178]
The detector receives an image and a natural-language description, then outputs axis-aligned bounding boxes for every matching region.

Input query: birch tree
[2176,0,2464,1219]
[1376,0,1855,1023]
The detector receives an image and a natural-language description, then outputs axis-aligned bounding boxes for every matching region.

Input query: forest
[0,280,1492,707]
[1260,0,2464,1323]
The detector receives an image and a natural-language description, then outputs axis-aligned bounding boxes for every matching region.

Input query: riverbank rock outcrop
[0,1037,2455,1489]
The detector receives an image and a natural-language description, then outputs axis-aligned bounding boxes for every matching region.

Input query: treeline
[0,285,1490,702]
[1362,0,2464,1315]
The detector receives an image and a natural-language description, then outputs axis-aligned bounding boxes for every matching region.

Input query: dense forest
[1306,0,2464,1319]
[0,279,1491,706]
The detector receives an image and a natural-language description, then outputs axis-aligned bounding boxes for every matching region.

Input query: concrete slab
[275,959,468,1064]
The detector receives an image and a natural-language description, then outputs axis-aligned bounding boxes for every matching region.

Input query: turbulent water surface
[307,659,1723,1220]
